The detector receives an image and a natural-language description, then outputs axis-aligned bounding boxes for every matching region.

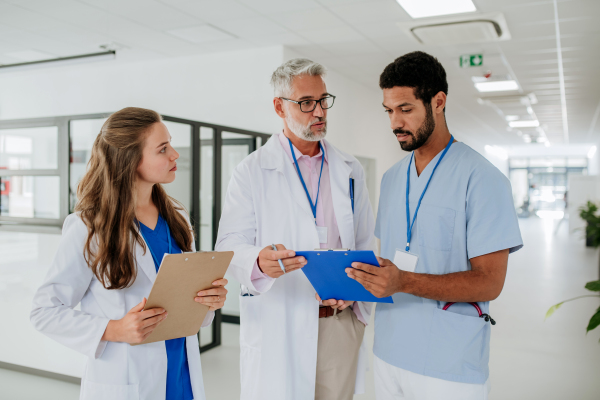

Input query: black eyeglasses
[279,95,336,113]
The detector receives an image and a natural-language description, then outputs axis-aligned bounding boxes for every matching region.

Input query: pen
[271,244,286,274]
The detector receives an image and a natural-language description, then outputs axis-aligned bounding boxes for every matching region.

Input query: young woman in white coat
[30,107,228,400]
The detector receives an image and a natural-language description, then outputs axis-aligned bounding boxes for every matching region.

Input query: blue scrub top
[139,215,194,400]
[374,142,523,384]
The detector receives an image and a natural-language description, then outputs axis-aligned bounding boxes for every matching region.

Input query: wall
[0,46,285,134]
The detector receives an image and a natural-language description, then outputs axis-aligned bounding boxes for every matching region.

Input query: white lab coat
[215,133,376,400]
[30,210,213,400]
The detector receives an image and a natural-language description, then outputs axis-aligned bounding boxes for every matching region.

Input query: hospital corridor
[1,0,600,399]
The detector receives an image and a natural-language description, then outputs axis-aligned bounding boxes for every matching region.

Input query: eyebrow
[298,92,330,101]
[382,102,414,108]
[156,136,172,148]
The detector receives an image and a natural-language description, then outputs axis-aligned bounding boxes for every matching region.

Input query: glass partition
[162,121,192,212]
[0,176,60,219]
[0,127,58,170]
[69,118,107,212]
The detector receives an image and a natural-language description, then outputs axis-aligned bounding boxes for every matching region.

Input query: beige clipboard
[133,251,234,345]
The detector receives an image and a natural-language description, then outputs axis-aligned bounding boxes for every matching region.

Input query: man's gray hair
[270,58,327,98]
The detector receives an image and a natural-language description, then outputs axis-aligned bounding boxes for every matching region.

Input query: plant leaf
[586,307,600,333]
[546,302,563,319]
[585,281,600,292]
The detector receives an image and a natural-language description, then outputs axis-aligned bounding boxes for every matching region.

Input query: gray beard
[286,115,327,142]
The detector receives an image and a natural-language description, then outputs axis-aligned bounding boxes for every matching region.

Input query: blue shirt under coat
[139,215,194,400]
[374,142,523,384]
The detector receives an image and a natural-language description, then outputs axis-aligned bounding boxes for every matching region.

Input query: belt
[319,306,344,318]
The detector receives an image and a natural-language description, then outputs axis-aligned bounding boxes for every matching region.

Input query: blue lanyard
[405,136,454,252]
[288,138,324,224]
[139,217,174,268]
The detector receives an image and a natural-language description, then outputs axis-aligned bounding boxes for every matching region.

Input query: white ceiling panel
[167,25,237,43]
[267,8,347,31]
[0,2,64,30]
[210,16,288,38]
[158,0,259,23]
[326,1,409,24]
[236,0,322,15]
[294,26,365,44]
[245,32,311,47]
[77,0,202,31]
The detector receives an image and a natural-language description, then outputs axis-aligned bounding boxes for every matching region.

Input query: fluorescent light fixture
[536,137,547,143]
[523,135,532,143]
[527,106,534,115]
[505,115,519,121]
[509,120,540,128]
[0,51,115,73]
[588,146,597,159]
[396,0,476,19]
[475,80,519,92]
[484,145,508,160]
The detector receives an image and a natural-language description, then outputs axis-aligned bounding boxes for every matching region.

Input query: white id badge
[393,249,419,273]
[316,226,328,244]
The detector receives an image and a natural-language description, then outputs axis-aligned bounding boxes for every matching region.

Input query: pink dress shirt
[250,133,366,325]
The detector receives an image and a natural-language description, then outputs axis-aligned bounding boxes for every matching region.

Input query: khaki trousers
[315,308,365,400]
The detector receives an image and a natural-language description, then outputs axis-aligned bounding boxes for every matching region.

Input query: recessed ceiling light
[505,115,519,121]
[509,120,540,128]
[475,80,519,92]
[396,0,476,19]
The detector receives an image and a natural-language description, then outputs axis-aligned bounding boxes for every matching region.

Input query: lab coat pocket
[424,307,489,382]
[80,380,139,400]
[418,205,455,252]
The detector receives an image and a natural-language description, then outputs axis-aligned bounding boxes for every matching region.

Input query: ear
[432,91,446,115]
[274,97,286,119]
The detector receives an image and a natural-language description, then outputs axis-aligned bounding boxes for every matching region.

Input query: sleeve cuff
[92,318,111,359]
[201,311,215,328]
[250,260,275,293]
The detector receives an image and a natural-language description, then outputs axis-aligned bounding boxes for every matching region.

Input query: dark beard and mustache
[393,104,435,151]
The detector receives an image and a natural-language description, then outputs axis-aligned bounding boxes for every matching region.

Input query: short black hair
[379,51,448,108]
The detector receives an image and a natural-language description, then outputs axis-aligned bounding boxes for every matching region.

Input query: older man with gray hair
[215,58,375,400]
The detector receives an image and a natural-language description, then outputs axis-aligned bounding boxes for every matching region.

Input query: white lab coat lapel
[324,140,355,250]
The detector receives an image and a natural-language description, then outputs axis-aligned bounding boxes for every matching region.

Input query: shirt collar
[278,131,328,163]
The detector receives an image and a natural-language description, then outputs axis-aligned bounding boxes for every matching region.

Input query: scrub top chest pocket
[418,205,456,252]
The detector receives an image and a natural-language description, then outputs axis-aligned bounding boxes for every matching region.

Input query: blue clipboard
[296,250,393,303]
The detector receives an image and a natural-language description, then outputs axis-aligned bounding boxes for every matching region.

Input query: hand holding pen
[257,244,307,278]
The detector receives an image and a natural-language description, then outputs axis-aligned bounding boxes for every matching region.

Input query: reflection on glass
[200,127,214,251]
[221,144,250,208]
[162,121,191,212]
[70,119,107,212]
[0,127,58,170]
[220,132,254,317]
[0,176,60,219]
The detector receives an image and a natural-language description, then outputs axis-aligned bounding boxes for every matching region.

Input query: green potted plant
[546,280,600,338]
[579,201,600,247]
[547,201,600,337]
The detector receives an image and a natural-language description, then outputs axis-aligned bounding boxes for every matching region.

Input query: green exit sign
[460,54,483,68]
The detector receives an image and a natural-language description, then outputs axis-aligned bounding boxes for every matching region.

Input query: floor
[1,217,600,400]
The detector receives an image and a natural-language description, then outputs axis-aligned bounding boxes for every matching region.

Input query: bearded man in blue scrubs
[347,51,523,400]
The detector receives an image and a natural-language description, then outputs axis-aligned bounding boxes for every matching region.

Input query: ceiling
[0,0,599,147]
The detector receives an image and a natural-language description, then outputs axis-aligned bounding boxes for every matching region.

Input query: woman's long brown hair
[75,107,193,290]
